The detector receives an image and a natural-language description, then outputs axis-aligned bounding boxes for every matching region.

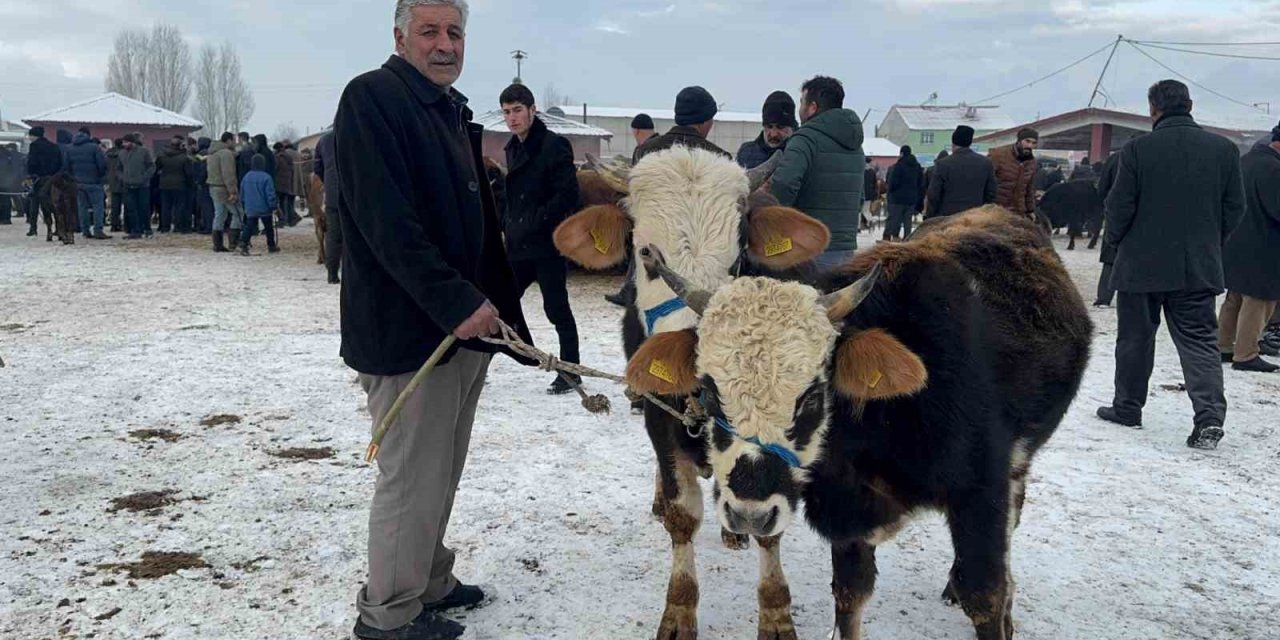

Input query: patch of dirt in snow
[270,446,336,460]
[98,551,209,580]
[128,428,183,442]
[199,413,242,427]
[107,490,182,513]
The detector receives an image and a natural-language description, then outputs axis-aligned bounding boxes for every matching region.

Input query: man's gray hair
[395,0,469,32]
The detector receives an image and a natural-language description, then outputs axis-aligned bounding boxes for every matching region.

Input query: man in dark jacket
[989,128,1039,218]
[192,138,214,234]
[1092,151,1124,306]
[65,127,110,239]
[635,86,732,162]
[1218,124,1280,373]
[235,132,254,181]
[736,90,795,169]
[25,126,63,237]
[1097,80,1245,450]
[106,139,125,232]
[885,145,924,240]
[119,133,155,239]
[155,136,193,233]
[922,148,948,215]
[629,113,656,164]
[335,3,534,638]
[314,131,342,283]
[863,162,879,226]
[0,143,25,225]
[1071,158,1097,182]
[274,142,296,228]
[925,125,996,219]
[771,75,865,270]
[499,84,583,395]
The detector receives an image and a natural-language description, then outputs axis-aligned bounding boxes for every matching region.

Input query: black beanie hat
[952,125,976,148]
[1017,127,1039,142]
[900,145,913,156]
[674,86,717,126]
[762,91,797,128]
[630,113,655,130]
[1272,122,1280,142]
[29,126,45,138]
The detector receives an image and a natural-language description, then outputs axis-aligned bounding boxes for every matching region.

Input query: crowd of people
[4,126,316,255]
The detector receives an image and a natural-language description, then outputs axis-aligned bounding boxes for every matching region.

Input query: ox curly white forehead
[697,278,838,442]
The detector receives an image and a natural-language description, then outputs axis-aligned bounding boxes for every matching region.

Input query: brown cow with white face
[556,146,830,640]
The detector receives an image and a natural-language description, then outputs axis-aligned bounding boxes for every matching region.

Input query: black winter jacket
[501,117,580,262]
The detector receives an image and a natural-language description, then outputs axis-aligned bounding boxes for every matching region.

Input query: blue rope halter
[700,391,803,469]
[644,297,689,335]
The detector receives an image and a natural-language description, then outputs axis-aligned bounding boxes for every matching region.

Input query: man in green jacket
[770,75,865,271]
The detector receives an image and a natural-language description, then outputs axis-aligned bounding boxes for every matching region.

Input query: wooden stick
[364,335,458,463]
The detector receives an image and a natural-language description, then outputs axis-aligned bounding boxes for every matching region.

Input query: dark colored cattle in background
[1037,179,1103,250]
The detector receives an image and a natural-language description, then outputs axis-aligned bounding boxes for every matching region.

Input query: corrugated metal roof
[579,106,762,124]
[864,137,901,157]
[889,105,1015,131]
[23,92,203,128]
[473,110,613,138]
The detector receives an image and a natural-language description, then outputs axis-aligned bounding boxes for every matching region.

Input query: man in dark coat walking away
[989,127,1039,219]
[925,125,996,218]
[884,144,924,240]
[1218,124,1280,373]
[736,90,795,170]
[334,2,535,638]
[634,86,732,162]
[1097,80,1245,450]
[499,84,583,395]
[274,142,297,228]
[771,75,865,270]
[156,136,193,233]
[25,126,63,237]
[64,127,110,239]
[118,133,155,239]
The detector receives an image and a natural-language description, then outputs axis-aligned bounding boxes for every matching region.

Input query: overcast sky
[1,0,1278,137]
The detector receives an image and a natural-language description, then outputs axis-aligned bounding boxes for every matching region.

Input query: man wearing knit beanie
[736,91,796,169]
[988,126,1039,218]
[632,86,730,164]
[924,124,996,218]
[629,113,657,161]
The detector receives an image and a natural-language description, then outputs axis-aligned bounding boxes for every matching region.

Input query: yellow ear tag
[648,359,676,384]
[865,370,883,390]
[764,237,794,257]
[590,228,610,255]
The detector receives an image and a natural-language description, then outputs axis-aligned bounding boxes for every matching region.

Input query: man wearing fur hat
[736,91,796,169]
[924,124,996,219]
[989,127,1039,218]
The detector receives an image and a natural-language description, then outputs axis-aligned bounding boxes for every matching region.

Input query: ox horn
[639,244,711,315]
[746,152,783,193]
[819,262,884,323]
[587,153,630,195]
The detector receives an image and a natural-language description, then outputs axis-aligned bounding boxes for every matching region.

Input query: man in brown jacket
[989,127,1039,218]
[206,132,242,252]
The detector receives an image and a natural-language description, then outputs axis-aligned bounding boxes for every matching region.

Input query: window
[921,132,935,145]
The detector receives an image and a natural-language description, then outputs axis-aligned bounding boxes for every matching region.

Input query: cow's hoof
[757,610,798,640]
[651,499,666,520]
[721,528,750,550]
[655,606,697,640]
[941,580,960,607]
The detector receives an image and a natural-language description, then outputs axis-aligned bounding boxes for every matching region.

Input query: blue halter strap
[644,297,689,335]
[700,391,803,469]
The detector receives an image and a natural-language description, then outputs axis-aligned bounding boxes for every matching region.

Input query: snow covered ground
[1,219,1277,640]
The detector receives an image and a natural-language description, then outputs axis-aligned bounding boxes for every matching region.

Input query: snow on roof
[22,92,202,128]
[580,106,762,124]
[864,137,901,157]
[473,110,613,138]
[889,105,1016,132]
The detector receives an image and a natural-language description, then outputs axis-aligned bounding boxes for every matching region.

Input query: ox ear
[834,328,928,402]
[626,329,700,397]
[745,205,831,270]
[554,205,632,270]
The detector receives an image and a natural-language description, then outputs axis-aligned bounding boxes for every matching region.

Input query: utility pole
[510,50,528,85]
[1089,35,1124,109]
[1253,102,1271,114]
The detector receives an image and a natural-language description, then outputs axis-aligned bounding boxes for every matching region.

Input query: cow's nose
[724,503,778,536]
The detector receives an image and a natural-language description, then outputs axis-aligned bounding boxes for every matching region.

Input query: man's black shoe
[548,374,582,396]
[353,609,464,640]
[1258,342,1279,358]
[1232,357,1279,373]
[1187,423,1224,450]
[1096,406,1141,428]
[424,583,486,612]
[1222,352,1234,364]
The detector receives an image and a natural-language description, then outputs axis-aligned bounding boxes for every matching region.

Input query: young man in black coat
[1097,80,1245,450]
[924,125,996,218]
[499,83,583,395]
[334,2,534,638]
[25,126,63,237]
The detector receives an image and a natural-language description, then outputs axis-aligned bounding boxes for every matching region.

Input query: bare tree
[147,24,192,112]
[542,83,576,108]
[104,24,193,113]
[274,122,300,143]
[105,29,151,101]
[192,42,255,136]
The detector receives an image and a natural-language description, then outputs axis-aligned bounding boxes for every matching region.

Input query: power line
[971,40,1117,105]
[1124,40,1264,112]
[1130,42,1280,61]
[1130,40,1280,47]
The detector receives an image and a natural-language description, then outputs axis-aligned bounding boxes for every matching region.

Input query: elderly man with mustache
[334,1,534,638]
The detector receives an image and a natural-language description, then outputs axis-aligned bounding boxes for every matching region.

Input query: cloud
[637,3,677,17]
[593,20,629,35]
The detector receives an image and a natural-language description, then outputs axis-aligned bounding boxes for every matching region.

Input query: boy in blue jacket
[238,154,279,255]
